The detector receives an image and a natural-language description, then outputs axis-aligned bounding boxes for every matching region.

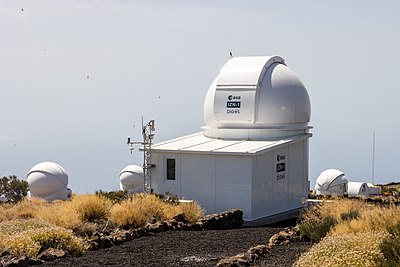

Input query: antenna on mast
[372,131,375,184]
[126,116,156,194]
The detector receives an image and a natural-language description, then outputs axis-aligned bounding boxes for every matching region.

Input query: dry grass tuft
[0,218,84,257]
[35,200,81,229]
[0,192,205,257]
[1,198,47,221]
[110,193,168,228]
[110,194,204,228]
[71,194,112,222]
[301,198,400,236]
[167,201,204,223]
[295,231,387,267]
[298,198,400,266]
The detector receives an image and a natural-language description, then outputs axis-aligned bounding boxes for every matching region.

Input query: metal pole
[372,131,375,184]
[127,117,155,194]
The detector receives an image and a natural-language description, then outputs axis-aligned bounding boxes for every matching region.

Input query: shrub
[295,231,386,267]
[110,194,204,228]
[0,175,29,203]
[71,194,112,222]
[110,199,147,228]
[110,193,167,228]
[166,201,204,223]
[340,209,360,221]
[95,190,131,203]
[154,191,180,205]
[2,198,47,221]
[30,228,84,256]
[378,221,400,266]
[0,219,84,257]
[299,215,337,243]
[35,200,81,229]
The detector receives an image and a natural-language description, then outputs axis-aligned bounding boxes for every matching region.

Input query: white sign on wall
[213,89,256,122]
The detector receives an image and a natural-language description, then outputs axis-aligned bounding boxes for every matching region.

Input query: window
[166,158,176,180]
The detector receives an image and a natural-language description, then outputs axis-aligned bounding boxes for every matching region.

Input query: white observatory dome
[347,182,370,197]
[119,165,144,193]
[27,162,72,201]
[203,56,311,140]
[314,169,348,196]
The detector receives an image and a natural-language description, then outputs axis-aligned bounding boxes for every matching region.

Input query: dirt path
[41,226,312,267]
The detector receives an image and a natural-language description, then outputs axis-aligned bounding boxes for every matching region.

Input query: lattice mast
[127,118,155,194]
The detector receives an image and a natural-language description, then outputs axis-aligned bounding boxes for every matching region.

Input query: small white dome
[347,182,369,197]
[119,165,144,193]
[315,169,348,196]
[27,162,70,200]
[203,56,311,140]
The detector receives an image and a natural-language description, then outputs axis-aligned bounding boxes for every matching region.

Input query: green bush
[379,237,400,266]
[31,228,84,256]
[0,219,84,257]
[340,209,360,221]
[378,221,400,266]
[299,215,338,243]
[95,190,130,203]
[154,191,180,205]
[0,175,28,203]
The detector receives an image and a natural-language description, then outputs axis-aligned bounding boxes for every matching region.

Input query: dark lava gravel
[41,227,312,267]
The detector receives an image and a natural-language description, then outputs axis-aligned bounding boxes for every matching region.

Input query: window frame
[166,158,176,181]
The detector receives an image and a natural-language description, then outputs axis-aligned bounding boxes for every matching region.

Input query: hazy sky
[1,0,399,193]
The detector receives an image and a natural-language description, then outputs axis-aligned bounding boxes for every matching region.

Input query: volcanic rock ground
[41,224,312,267]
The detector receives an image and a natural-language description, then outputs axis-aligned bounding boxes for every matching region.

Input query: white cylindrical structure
[348,182,370,197]
[203,56,311,140]
[119,165,144,193]
[27,162,72,201]
[314,169,348,196]
[367,183,382,195]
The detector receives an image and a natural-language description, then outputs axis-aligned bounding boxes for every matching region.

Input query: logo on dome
[277,154,285,162]
[228,95,241,100]
[227,95,241,112]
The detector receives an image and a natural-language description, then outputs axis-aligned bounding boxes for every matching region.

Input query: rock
[268,226,303,246]
[162,221,173,231]
[217,244,270,266]
[136,228,148,237]
[146,222,164,233]
[4,255,30,267]
[202,209,244,230]
[37,248,66,261]
[83,240,97,251]
[217,254,250,267]
[247,244,269,256]
[173,213,189,223]
[1,248,13,257]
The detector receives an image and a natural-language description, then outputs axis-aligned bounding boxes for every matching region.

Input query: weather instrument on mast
[126,117,156,194]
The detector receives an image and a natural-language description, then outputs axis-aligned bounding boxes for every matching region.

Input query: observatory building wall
[251,139,308,222]
[150,134,310,222]
[151,152,252,215]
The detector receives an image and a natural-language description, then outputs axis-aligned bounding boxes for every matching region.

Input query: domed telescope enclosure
[314,169,348,196]
[27,162,72,201]
[347,182,370,197]
[119,165,144,193]
[203,56,310,140]
[137,56,312,225]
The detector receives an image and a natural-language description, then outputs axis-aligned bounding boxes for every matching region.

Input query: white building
[367,183,382,195]
[147,56,312,225]
[27,162,72,201]
[347,182,369,197]
[314,169,348,196]
[119,165,144,193]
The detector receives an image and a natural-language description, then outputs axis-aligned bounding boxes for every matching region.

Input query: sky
[1,0,400,194]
